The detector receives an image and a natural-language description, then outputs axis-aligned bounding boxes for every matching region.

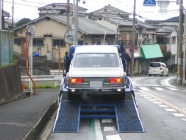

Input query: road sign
[143,0,156,6]
[64,29,73,44]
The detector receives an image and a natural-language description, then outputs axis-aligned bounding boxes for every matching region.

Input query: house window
[107,39,114,45]
[166,38,170,44]
[53,39,64,47]
[78,40,83,45]
[92,39,101,45]
[14,38,21,45]
[171,37,176,44]
[33,38,43,46]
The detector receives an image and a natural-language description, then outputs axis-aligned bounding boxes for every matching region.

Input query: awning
[125,47,141,58]
[140,44,163,59]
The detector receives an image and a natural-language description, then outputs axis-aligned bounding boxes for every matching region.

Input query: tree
[16,18,31,28]
[162,51,171,61]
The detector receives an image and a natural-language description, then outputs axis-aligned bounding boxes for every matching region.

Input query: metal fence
[0,30,13,66]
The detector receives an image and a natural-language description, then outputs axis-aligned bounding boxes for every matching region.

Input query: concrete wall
[0,62,24,105]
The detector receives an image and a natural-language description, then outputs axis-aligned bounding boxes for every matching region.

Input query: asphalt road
[44,75,186,140]
[1,75,186,140]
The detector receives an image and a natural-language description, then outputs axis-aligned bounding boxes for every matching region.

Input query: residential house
[2,10,12,30]
[38,3,87,17]
[90,4,164,74]
[13,3,169,75]
[146,18,179,70]
[13,14,119,61]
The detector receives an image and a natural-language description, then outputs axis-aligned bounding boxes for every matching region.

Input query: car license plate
[90,81,102,88]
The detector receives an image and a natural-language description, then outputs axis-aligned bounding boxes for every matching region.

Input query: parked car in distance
[65,45,126,100]
[148,62,169,77]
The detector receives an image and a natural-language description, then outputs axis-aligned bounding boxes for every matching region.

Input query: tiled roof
[38,3,87,11]
[155,25,177,33]
[52,15,119,35]
[14,15,119,35]
[93,4,130,17]
[136,21,157,29]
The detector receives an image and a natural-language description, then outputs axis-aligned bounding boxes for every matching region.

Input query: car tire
[148,74,151,76]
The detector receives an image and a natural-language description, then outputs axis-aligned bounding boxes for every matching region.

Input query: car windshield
[74,53,119,68]
[150,63,161,67]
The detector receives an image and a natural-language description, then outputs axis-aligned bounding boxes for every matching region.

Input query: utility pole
[183,10,186,85]
[130,0,136,76]
[177,0,183,85]
[2,0,4,30]
[75,0,78,45]
[73,0,76,45]
[66,0,70,31]
[12,0,14,29]
[0,0,2,30]
[65,0,70,52]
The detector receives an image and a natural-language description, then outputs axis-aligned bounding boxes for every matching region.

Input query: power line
[20,0,48,5]
[4,0,40,8]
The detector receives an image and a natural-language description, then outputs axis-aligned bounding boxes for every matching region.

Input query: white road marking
[166,87,178,90]
[144,96,151,99]
[95,119,103,140]
[139,87,150,91]
[106,134,121,140]
[104,126,116,131]
[181,118,186,121]
[164,108,176,112]
[140,94,147,97]
[172,113,186,117]
[153,87,164,90]
[163,77,176,88]
[153,102,162,104]
[101,119,113,123]
[159,105,169,107]
[148,99,157,101]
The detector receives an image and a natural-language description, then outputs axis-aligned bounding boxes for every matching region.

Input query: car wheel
[148,74,151,76]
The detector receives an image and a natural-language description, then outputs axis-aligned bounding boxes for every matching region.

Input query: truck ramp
[53,100,81,133]
[53,92,144,133]
[115,100,144,132]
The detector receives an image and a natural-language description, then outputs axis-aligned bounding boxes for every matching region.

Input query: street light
[156,0,185,85]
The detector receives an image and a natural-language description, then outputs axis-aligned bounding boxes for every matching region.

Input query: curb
[22,100,58,140]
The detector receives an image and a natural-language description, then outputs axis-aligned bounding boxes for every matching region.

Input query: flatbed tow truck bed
[52,76,145,133]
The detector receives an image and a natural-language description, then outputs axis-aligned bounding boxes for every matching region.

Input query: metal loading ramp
[115,100,144,133]
[52,92,144,133]
[53,100,81,133]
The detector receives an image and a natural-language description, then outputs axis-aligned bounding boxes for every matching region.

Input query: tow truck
[53,45,144,133]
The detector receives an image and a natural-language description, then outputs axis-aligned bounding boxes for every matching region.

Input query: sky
[3,0,186,22]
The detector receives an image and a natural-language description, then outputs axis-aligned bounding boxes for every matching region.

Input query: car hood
[69,67,123,77]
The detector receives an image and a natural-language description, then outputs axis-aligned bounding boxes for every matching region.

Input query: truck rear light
[70,78,83,83]
[109,78,122,83]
